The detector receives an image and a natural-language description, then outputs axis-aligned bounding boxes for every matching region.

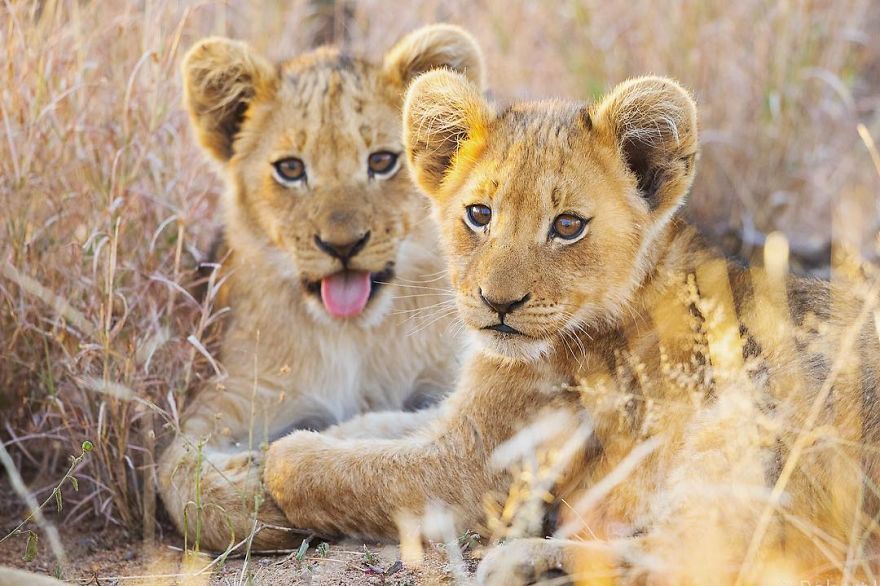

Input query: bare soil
[0,493,478,585]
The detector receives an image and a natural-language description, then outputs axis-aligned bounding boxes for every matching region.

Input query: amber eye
[272,157,306,184]
[465,204,492,229]
[367,151,400,177]
[551,214,588,241]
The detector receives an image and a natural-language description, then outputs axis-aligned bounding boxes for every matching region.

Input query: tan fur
[265,69,880,582]
[157,26,484,552]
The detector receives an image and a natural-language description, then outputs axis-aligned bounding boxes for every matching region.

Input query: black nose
[314,231,370,262]
[479,290,531,317]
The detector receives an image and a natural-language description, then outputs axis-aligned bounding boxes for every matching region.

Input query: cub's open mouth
[303,265,394,318]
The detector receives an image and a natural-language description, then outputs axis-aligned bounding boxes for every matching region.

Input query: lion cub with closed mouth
[266,71,880,583]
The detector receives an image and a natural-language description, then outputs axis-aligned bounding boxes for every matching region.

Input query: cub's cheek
[447,255,476,287]
[457,309,487,332]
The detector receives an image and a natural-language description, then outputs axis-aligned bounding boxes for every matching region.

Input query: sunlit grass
[1,0,878,583]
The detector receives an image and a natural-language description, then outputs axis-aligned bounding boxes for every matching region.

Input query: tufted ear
[182,37,278,162]
[383,24,484,91]
[591,76,698,215]
[403,70,494,200]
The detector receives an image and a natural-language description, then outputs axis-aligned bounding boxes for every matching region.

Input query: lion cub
[157,26,484,552]
[266,71,880,583]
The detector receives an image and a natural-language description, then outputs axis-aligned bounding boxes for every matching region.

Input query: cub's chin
[472,329,552,363]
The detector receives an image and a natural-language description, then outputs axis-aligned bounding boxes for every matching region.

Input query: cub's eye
[367,151,400,178]
[551,214,589,242]
[272,157,306,185]
[465,204,492,230]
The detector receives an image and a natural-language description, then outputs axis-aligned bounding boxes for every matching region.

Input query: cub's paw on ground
[477,539,573,586]
[263,431,332,512]
[218,450,260,475]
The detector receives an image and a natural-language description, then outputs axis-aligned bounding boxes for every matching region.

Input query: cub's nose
[314,231,371,262]
[479,289,531,316]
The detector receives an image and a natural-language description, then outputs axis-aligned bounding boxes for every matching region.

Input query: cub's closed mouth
[483,323,524,335]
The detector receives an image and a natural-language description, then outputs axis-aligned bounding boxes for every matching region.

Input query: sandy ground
[0,495,479,585]
[0,531,477,585]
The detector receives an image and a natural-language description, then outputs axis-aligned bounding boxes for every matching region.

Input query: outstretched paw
[263,431,328,521]
[477,539,572,586]
[220,450,259,471]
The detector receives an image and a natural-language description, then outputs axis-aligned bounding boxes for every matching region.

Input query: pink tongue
[320,271,372,317]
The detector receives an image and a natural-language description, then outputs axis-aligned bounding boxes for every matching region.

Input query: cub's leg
[264,357,574,540]
[158,435,299,553]
[159,382,446,550]
[157,379,337,552]
[266,402,576,536]
[264,428,500,539]
[325,405,443,440]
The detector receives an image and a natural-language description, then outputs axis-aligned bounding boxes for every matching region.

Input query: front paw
[477,540,572,586]
[263,431,325,518]
[219,450,259,474]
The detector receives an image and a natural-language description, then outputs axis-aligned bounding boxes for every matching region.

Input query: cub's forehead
[491,101,586,151]
[246,48,401,156]
[478,101,590,183]
[470,101,609,211]
[276,48,390,109]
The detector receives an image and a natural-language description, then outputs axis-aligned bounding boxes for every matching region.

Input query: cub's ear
[403,70,494,200]
[182,37,278,162]
[591,76,698,214]
[383,24,484,91]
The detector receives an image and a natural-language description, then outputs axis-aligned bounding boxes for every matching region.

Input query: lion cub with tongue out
[157,25,483,552]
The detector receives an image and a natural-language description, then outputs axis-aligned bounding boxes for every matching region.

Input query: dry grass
[0,0,878,580]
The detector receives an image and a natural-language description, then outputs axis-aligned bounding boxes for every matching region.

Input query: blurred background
[1,0,878,577]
